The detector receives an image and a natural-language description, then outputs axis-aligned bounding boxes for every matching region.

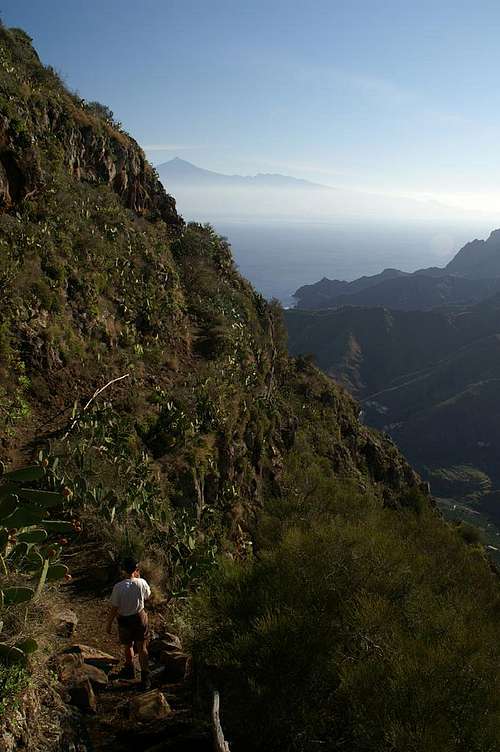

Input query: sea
[212,219,495,307]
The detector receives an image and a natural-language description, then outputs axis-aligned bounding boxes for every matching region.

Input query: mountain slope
[285,294,500,508]
[295,272,500,311]
[363,333,500,489]
[294,268,411,309]
[0,22,422,593]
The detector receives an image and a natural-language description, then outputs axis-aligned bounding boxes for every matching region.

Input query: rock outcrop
[0,26,182,232]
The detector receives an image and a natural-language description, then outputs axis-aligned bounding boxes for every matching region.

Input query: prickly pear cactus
[0,462,78,661]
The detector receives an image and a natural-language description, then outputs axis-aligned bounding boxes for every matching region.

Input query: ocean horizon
[210,218,494,306]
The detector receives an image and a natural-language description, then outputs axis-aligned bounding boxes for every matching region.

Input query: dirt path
[53,542,212,752]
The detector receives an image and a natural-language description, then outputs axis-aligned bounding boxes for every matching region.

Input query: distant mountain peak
[163,156,207,171]
[446,227,500,277]
[157,158,331,190]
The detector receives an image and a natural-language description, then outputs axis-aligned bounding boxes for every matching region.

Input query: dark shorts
[117,610,149,646]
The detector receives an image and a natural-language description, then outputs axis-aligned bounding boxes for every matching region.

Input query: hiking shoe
[140,671,151,691]
[117,663,135,680]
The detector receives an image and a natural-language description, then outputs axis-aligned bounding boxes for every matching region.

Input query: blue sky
[4,1,500,212]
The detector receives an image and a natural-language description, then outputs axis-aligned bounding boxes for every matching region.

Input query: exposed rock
[159,650,189,682]
[163,631,183,649]
[57,651,84,682]
[68,679,97,713]
[149,633,182,658]
[55,608,79,636]
[76,664,108,688]
[58,653,108,688]
[128,689,172,723]
[149,631,190,681]
[0,28,183,235]
[63,644,118,672]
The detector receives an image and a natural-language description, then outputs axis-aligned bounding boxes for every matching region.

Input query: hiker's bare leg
[124,644,134,665]
[117,643,135,679]
[136,640,149,673]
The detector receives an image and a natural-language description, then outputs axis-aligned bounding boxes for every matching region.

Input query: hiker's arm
[106,606,119,634]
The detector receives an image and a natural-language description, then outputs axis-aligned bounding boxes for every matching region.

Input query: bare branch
[62,373,130,439]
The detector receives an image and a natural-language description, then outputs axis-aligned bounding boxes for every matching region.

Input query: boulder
[56,652,84,682]
[158,650,188,682]
[128,690,172,723]
[149,634,182,658]
[79,663,108,687]
[55,609,79,637]
[68,679,96,713]
[64,664,108,689]
[162,631,182,650]
[64,644,118,671]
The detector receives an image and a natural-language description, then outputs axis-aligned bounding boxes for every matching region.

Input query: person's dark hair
[122,556,139,575]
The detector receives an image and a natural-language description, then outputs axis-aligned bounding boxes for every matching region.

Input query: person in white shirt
[106,557,152,688]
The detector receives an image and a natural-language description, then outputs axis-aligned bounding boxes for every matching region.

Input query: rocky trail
[52,542,214,752]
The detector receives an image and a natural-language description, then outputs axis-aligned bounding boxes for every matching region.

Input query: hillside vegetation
[2,23,500,751]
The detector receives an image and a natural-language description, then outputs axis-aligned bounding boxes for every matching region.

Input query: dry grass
[138,554,168,592]
[0,576,81,748]
[104,121,131,148]
[0,667,73,750]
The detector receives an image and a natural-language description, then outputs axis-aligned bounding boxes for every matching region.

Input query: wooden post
[212,690,231,752]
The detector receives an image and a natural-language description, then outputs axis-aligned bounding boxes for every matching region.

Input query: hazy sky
[4,1,500,214]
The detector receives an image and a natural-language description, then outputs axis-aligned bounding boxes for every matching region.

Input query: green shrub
[457,521,482,546]
[191,481,500,752]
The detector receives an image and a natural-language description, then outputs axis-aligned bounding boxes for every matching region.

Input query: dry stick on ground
[62,373,130,439]
[212,691,231,752]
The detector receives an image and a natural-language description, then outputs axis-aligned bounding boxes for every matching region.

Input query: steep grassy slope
[4,24,500,752]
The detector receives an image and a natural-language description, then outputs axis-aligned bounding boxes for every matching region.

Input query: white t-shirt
[110,577,151,617]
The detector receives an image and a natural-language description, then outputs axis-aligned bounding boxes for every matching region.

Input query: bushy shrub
[85,100,115,123]
[457,521,482,546]
[191,477,500,752]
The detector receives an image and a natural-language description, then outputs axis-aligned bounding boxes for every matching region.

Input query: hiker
[106,556,152,689]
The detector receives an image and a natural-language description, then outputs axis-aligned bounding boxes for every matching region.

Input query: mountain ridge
[157,156,331,189]
[156,157,477,223]
[294,228,500,310]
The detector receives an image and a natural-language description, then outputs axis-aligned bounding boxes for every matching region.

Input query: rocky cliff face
[0,26,182,230]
